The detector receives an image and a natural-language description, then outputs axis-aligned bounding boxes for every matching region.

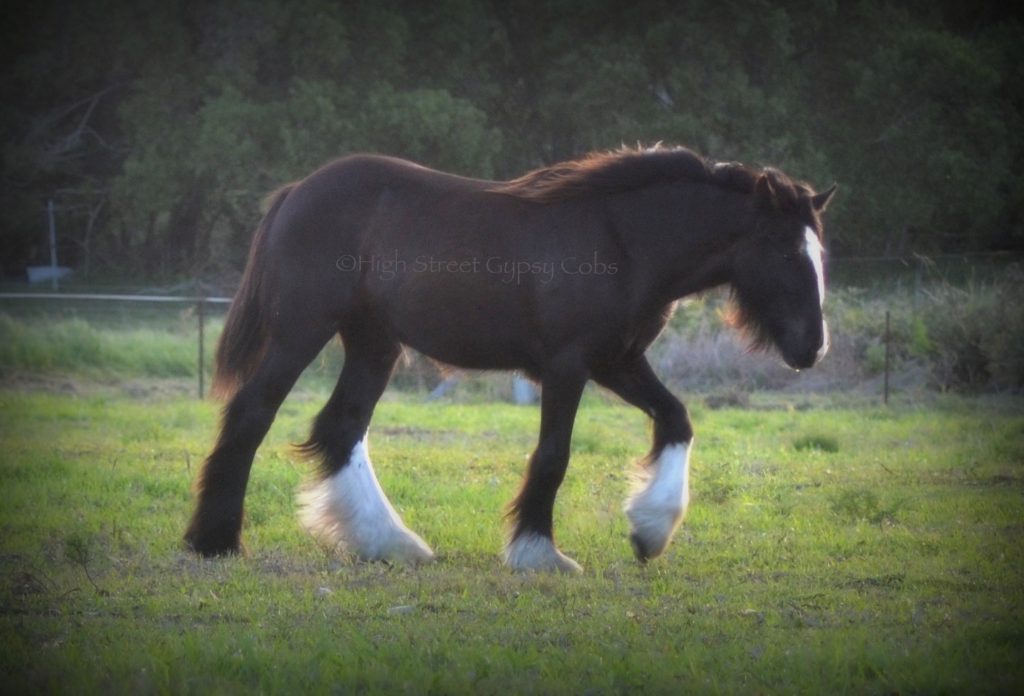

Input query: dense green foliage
[1,391,1022,693]
[3,1,1022,277]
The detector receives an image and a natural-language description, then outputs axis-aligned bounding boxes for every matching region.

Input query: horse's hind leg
[298,333,434,564]
[185,334,329,556]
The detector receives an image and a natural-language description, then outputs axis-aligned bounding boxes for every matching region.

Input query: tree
[1,0,1020,279]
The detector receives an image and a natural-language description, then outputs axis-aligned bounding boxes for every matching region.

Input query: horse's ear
[811,183,837,212]
[754,172,777,210]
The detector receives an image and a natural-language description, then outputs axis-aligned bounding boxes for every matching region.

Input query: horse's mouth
[781,320,830,371]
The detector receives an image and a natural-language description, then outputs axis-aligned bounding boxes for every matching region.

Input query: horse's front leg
[505,360,588,573]
[594,356,693,561]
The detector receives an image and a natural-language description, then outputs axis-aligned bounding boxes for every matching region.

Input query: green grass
[1,388,1023,694]
[0,313,203,379]
[0,312,347,389]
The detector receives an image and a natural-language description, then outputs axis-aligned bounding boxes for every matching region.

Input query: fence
[0,291,542,402]
[0,252,1019,398]
[0,292,231,398]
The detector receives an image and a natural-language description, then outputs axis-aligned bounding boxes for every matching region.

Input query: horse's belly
[415,341,525,371]
[393,306,533,371]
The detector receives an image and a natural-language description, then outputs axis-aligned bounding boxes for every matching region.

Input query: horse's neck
[617,185,749,303]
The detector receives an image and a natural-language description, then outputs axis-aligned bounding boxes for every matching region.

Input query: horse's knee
[657,398,693,446]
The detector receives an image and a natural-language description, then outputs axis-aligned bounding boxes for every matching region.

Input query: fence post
[197,298,205,399]
[883,309,891,405]
[48,199,58,291]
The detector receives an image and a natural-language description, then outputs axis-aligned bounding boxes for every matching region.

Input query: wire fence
[0,292,231,398]
[1,251,1020,398]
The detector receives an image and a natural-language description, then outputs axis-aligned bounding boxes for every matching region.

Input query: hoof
[629,532,651,563]
[625,503,683,562]
[364,528,436,566]
[183,528,242,558]
[504,533,583,574]
[298,477,435,566]
[624,442,691,562]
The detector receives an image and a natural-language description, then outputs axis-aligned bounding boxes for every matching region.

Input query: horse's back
[303,154,494,206]
[253,156,502,328]
[256,154,636,372]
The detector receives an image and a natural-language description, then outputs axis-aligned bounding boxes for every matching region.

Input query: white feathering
[298,435,434,564]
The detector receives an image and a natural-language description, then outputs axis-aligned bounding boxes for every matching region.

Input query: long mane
[490,145,809,204]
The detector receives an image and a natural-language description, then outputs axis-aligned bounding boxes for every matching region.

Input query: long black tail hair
[210,184,294,399]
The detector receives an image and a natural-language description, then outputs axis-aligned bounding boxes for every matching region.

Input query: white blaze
[804,226,830,362]
[803,226,826,307]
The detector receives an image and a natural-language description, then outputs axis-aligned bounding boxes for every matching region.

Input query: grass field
[1,386,1022,694]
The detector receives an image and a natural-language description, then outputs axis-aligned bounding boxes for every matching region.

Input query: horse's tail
[210,184,294,400]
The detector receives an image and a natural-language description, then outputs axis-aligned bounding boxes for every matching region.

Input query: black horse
[184,146,835,572]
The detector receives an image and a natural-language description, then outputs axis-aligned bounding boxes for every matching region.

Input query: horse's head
[729,170,836,370]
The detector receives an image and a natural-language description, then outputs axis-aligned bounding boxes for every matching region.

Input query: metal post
[48,199,58,291]
[197,298,205,399]
[883,309,891,405]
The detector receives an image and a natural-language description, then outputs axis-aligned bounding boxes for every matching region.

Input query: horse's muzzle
[782,319,829,370]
